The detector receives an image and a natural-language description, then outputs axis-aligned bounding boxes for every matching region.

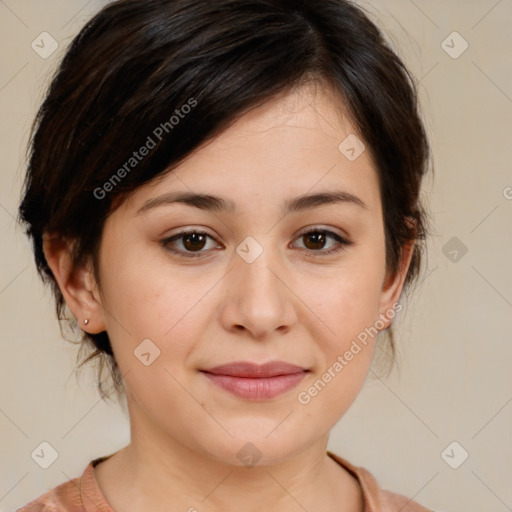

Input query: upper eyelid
[165,225,348,240]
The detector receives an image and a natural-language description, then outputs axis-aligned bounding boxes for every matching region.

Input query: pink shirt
[17,451,432,511]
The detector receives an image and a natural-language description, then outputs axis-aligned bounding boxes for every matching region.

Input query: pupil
[185,233,206,251]
[306,232,325,250]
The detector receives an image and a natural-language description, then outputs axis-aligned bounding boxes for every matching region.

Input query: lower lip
[203,372,307,400]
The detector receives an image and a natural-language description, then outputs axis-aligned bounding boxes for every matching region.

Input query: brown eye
[181,232,208,252]
[302,231,328,250]
[292,228,353,257]
[161,230,220,258]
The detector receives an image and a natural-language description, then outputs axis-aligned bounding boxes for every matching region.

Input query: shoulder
[17,473,84,512]
[327,451,433,512]
[17,456,115,512]
[16,476,82,512]
[379,488,433,512]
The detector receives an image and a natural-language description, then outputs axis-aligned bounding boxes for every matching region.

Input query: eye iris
[183,233,207,252]
[304,232,326,250]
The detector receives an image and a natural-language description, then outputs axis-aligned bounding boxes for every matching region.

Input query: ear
[42,233,107,334]
[377,237,416,330]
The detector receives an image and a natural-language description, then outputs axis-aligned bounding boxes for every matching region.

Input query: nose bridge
[236,233,283,301]
[223,233,295,337]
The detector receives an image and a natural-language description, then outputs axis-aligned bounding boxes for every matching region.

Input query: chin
[192,421,317,468]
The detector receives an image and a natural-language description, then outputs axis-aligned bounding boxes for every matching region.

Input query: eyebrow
[136,190,368,217]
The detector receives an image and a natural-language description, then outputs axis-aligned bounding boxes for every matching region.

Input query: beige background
[1,1,511,511]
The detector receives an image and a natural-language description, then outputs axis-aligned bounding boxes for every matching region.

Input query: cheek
[98,234,180,329]
[295,265,384,423]
[306,280,381,389]
[98,245,221,376]
[304,252,385,348]
[296,342,374,441]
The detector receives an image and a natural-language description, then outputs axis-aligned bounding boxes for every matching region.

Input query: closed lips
[200,361,309,400]
[201,361,308,378]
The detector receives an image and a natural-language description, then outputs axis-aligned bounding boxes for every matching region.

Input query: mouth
[200,361,309,401]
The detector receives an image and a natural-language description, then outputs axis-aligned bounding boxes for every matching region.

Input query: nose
[219,240,297,341]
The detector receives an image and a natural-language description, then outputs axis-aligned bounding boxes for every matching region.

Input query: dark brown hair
[18,0,431,404]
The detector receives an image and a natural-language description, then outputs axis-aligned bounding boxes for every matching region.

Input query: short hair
[18,0,431,404]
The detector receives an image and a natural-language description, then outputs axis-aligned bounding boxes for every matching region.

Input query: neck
[94,398,363,512]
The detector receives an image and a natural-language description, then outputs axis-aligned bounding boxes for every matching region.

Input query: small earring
[83,319,89,325]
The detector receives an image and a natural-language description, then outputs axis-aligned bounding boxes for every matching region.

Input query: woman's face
[90,83,410,465]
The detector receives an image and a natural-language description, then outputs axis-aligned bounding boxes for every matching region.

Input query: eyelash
[160,228,353,259]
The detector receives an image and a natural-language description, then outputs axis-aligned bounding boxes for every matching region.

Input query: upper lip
[201,361,308,378]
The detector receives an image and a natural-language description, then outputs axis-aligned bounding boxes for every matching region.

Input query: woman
[18,0,432,510]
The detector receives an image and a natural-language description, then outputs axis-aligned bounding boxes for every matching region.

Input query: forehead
[121,83,381,217]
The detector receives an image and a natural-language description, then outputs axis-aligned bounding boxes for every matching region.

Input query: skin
[44,81,414,512]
